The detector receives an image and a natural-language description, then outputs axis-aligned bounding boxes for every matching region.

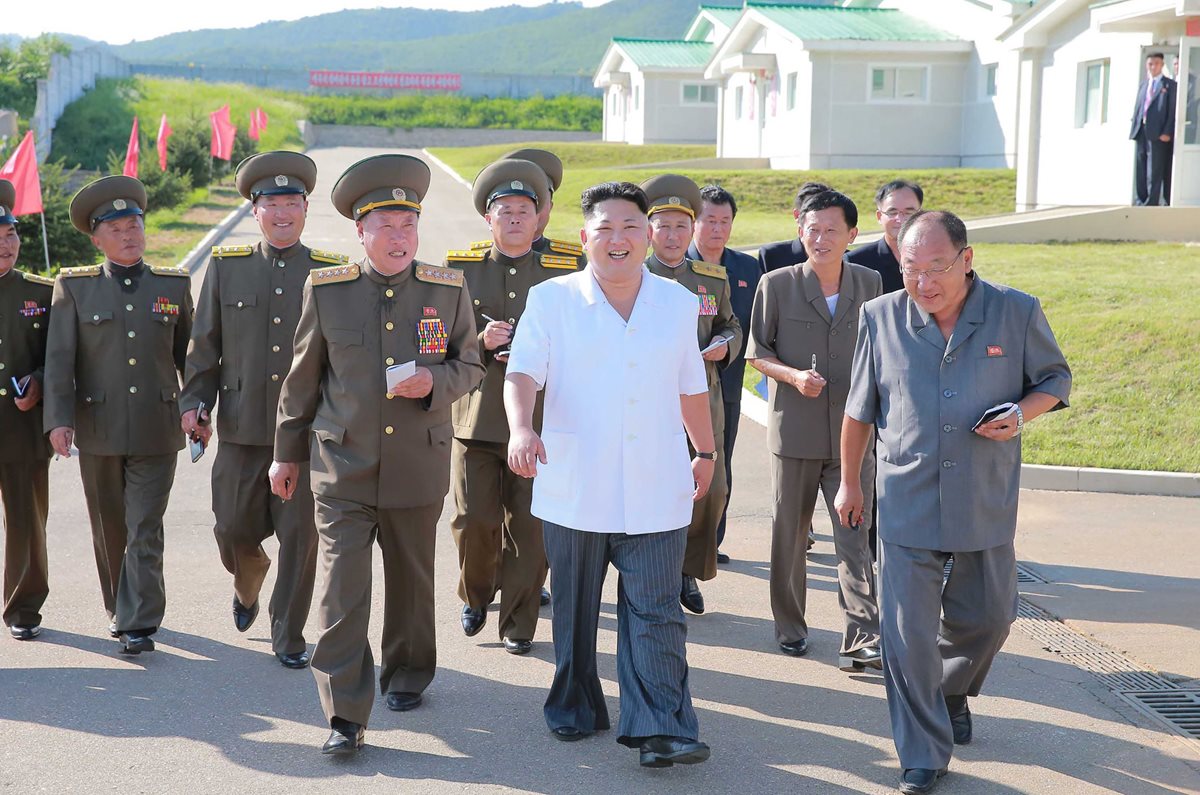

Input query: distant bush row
[304,93,602,132]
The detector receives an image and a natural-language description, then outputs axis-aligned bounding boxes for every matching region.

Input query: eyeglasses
[880,208,919,220]
[900,247,968,280]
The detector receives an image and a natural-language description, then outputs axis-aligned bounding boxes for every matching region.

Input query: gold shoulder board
[22,271,56,286]
[310,248,350,265]
[60,265,103,278]
[690,260,727,280]
[311,263,361,286]
[445,249,485,262]
[415,264,464,287]
[469,240,493,251]
[150,265,190,277]
[540,254,579,270]
[548,238,583,255]
[212,244,254,258]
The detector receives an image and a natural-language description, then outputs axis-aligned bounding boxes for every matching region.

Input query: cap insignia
[392,188,407,201]
[113,199,127,211]
[275,175,288,186]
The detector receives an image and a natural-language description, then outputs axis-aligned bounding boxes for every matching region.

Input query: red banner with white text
[309,70,461,91]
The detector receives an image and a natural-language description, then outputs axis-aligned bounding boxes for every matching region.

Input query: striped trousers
[542,521,700,747]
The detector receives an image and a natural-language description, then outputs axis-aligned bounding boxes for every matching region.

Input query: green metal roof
[698,5,744,27]
[747,4,961,42]
[611,38,716,70]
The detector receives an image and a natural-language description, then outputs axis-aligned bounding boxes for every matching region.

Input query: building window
[870,66,928,102]
[1077,59,1109,127]
[786,72,798,111]
[985,64,998,97]
[682,83,717,104]
[633,85,640,111]
[734,86,744,120]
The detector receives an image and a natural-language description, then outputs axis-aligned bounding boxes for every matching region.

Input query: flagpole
[39,211,50,272]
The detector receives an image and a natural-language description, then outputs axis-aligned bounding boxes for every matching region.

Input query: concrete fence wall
[301,123,600,149]
[33,47,131,162]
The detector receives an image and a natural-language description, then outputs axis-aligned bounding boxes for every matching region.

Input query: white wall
[720,70,764,158]
[641,73,720,144]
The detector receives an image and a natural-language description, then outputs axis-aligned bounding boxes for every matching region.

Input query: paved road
[2,146,1198,793]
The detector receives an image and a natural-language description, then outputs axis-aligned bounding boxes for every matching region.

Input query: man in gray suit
[836,211,1071,794]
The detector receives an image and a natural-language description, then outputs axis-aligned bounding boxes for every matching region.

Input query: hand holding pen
[793,352,827,398]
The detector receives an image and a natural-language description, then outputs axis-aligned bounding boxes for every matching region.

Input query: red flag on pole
[157,114,173,171]
[248,110,260,141]
[256,107,269,132]
[123,116,139,177]
[0,130,44,215]
[209,104,236,160]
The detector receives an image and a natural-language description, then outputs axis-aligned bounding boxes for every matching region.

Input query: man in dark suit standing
[1130,52,1177,206]
[756,182,832,273]
[847,180,922,296]
[688,185,760,565]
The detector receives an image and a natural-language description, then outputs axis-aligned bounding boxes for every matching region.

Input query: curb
[739,388,1199,499]
[422,148,473,191]
[178,198,253,275]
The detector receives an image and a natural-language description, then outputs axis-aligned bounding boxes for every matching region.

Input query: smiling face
[649,209,693,267]
[254,193,308,249]
[485,195,538,256]
[358,209,419,275]
[799,206,857,268]
[90,215,146,266]
[0,224,19,277]
[581,198,651,283]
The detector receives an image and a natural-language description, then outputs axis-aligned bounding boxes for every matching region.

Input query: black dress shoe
[322,719,364,755]
[680,576,705,615]
[551,726,586,742]
[779,639,809,657]
[9,624,41,641]
[233,596,259,633]
[277,650,310,669]
[540,587,551,607]
[119,632,156,655]
[716,551,731,564]
[638,735,711,768]
[945,694,972,745]
[460,604,486,637]
[899,767,947,793]
[503,637,533,655]
[839,645,883,672]
[385,691,422,712]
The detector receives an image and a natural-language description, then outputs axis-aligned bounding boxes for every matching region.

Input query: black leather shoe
[108,621,119,639]
[119,632,155,655]
[638,736,711,768]
[277,650,310,669]
[551,726,586,742]
[385,691,422,712]
[899,767,947,793]
[322,719,364,755]
[460,604,486,637]
[716,551,731,564]
[839,645,883,672]
[233,596,259,633]
[945,694,972,745]
[9,624,41,641]
[540,587,551,607]
[504,637,532,655]
[779,639,809,657]
[680,576,705,615]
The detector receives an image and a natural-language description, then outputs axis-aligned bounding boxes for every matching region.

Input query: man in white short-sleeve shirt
[504,181,716,769]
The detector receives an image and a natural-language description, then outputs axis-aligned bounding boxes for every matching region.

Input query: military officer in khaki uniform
[44,176,192,655]
[445,158,578,654]
[182,152,348,669]
[270,154,484,755]
[0,179,54,641]
[639,175,742,615]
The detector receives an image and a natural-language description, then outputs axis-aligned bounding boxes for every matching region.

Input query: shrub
[11,159,100,273]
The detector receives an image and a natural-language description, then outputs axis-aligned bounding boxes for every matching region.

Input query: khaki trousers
[310,496,440,728]
[450,438,546,640]
[79,453,176,632]
[769,453,879,653]
[212,441,317,654]
[1,461,50,628]
[683,385,726,582]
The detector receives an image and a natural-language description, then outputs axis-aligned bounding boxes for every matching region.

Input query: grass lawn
[133,79,306,153]
[747,241,1200,473]
[142,184,245,267]
[428,142,1016,247]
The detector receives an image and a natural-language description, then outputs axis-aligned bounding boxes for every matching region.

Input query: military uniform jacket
[274,260,485,509]
[747,261,881,460]
[0,268,53,462]
[645,254,743,432]
[43,260,192,456]
[532,236,587,267]
[181,241,348,447]
[445,243,580,443]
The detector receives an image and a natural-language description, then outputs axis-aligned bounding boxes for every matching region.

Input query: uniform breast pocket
[327,328,363,348]
[973,356,1019,406]
[414,316,450,361]
[82,309,113,327]
[223,294,258,310]
[878,368,917,466]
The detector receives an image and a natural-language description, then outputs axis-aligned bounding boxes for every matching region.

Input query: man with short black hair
[757,182,832,272]
[848,180,923,295]
[1130,52,1177,206]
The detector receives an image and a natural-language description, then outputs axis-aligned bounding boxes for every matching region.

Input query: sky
[10,1,611,45]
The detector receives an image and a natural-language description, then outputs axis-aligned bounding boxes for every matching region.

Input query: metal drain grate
[1115,690,1200,740]
[942,557,1047,585]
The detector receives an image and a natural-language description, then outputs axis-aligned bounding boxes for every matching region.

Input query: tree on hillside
[0,35,71,118]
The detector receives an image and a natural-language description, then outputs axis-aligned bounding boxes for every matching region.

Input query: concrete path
[2,145,1198,794]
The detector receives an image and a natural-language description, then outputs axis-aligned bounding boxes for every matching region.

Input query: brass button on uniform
[236,301,244,308]
[509,268,517,275]
[386,393,395,400]
[385,289,395,298]
[125,304,134,312]
[0,388,6,397]
[271,374,280,382]
[508,317,516,324]
[92,314,100,321]
[276,261,285,268]
[272,345,281,353]
[128,358,137,366]
[473,299,480,306]
[123,278,132,286]
[385,322,395,331]
[129,386,138,394]
[384,425,394,435]
[274,287,283,295]
[128,331,136,338]
[385,357,395,365]
[273,316,281,325]
[508,291,516,299]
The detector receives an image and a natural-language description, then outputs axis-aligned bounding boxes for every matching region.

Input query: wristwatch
[694,451,716,461]
[1013,405,1024,436]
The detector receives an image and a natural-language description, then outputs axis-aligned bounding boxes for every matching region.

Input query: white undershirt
[826,292,839,317]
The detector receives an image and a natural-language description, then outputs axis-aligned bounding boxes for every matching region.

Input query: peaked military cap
[70,175,147,234]
[640,174,702,220]
[331,154,431,221]
[471,159,548,217]
[235,151,317,200]
[0,179,15,226]
[502,148,563,193]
